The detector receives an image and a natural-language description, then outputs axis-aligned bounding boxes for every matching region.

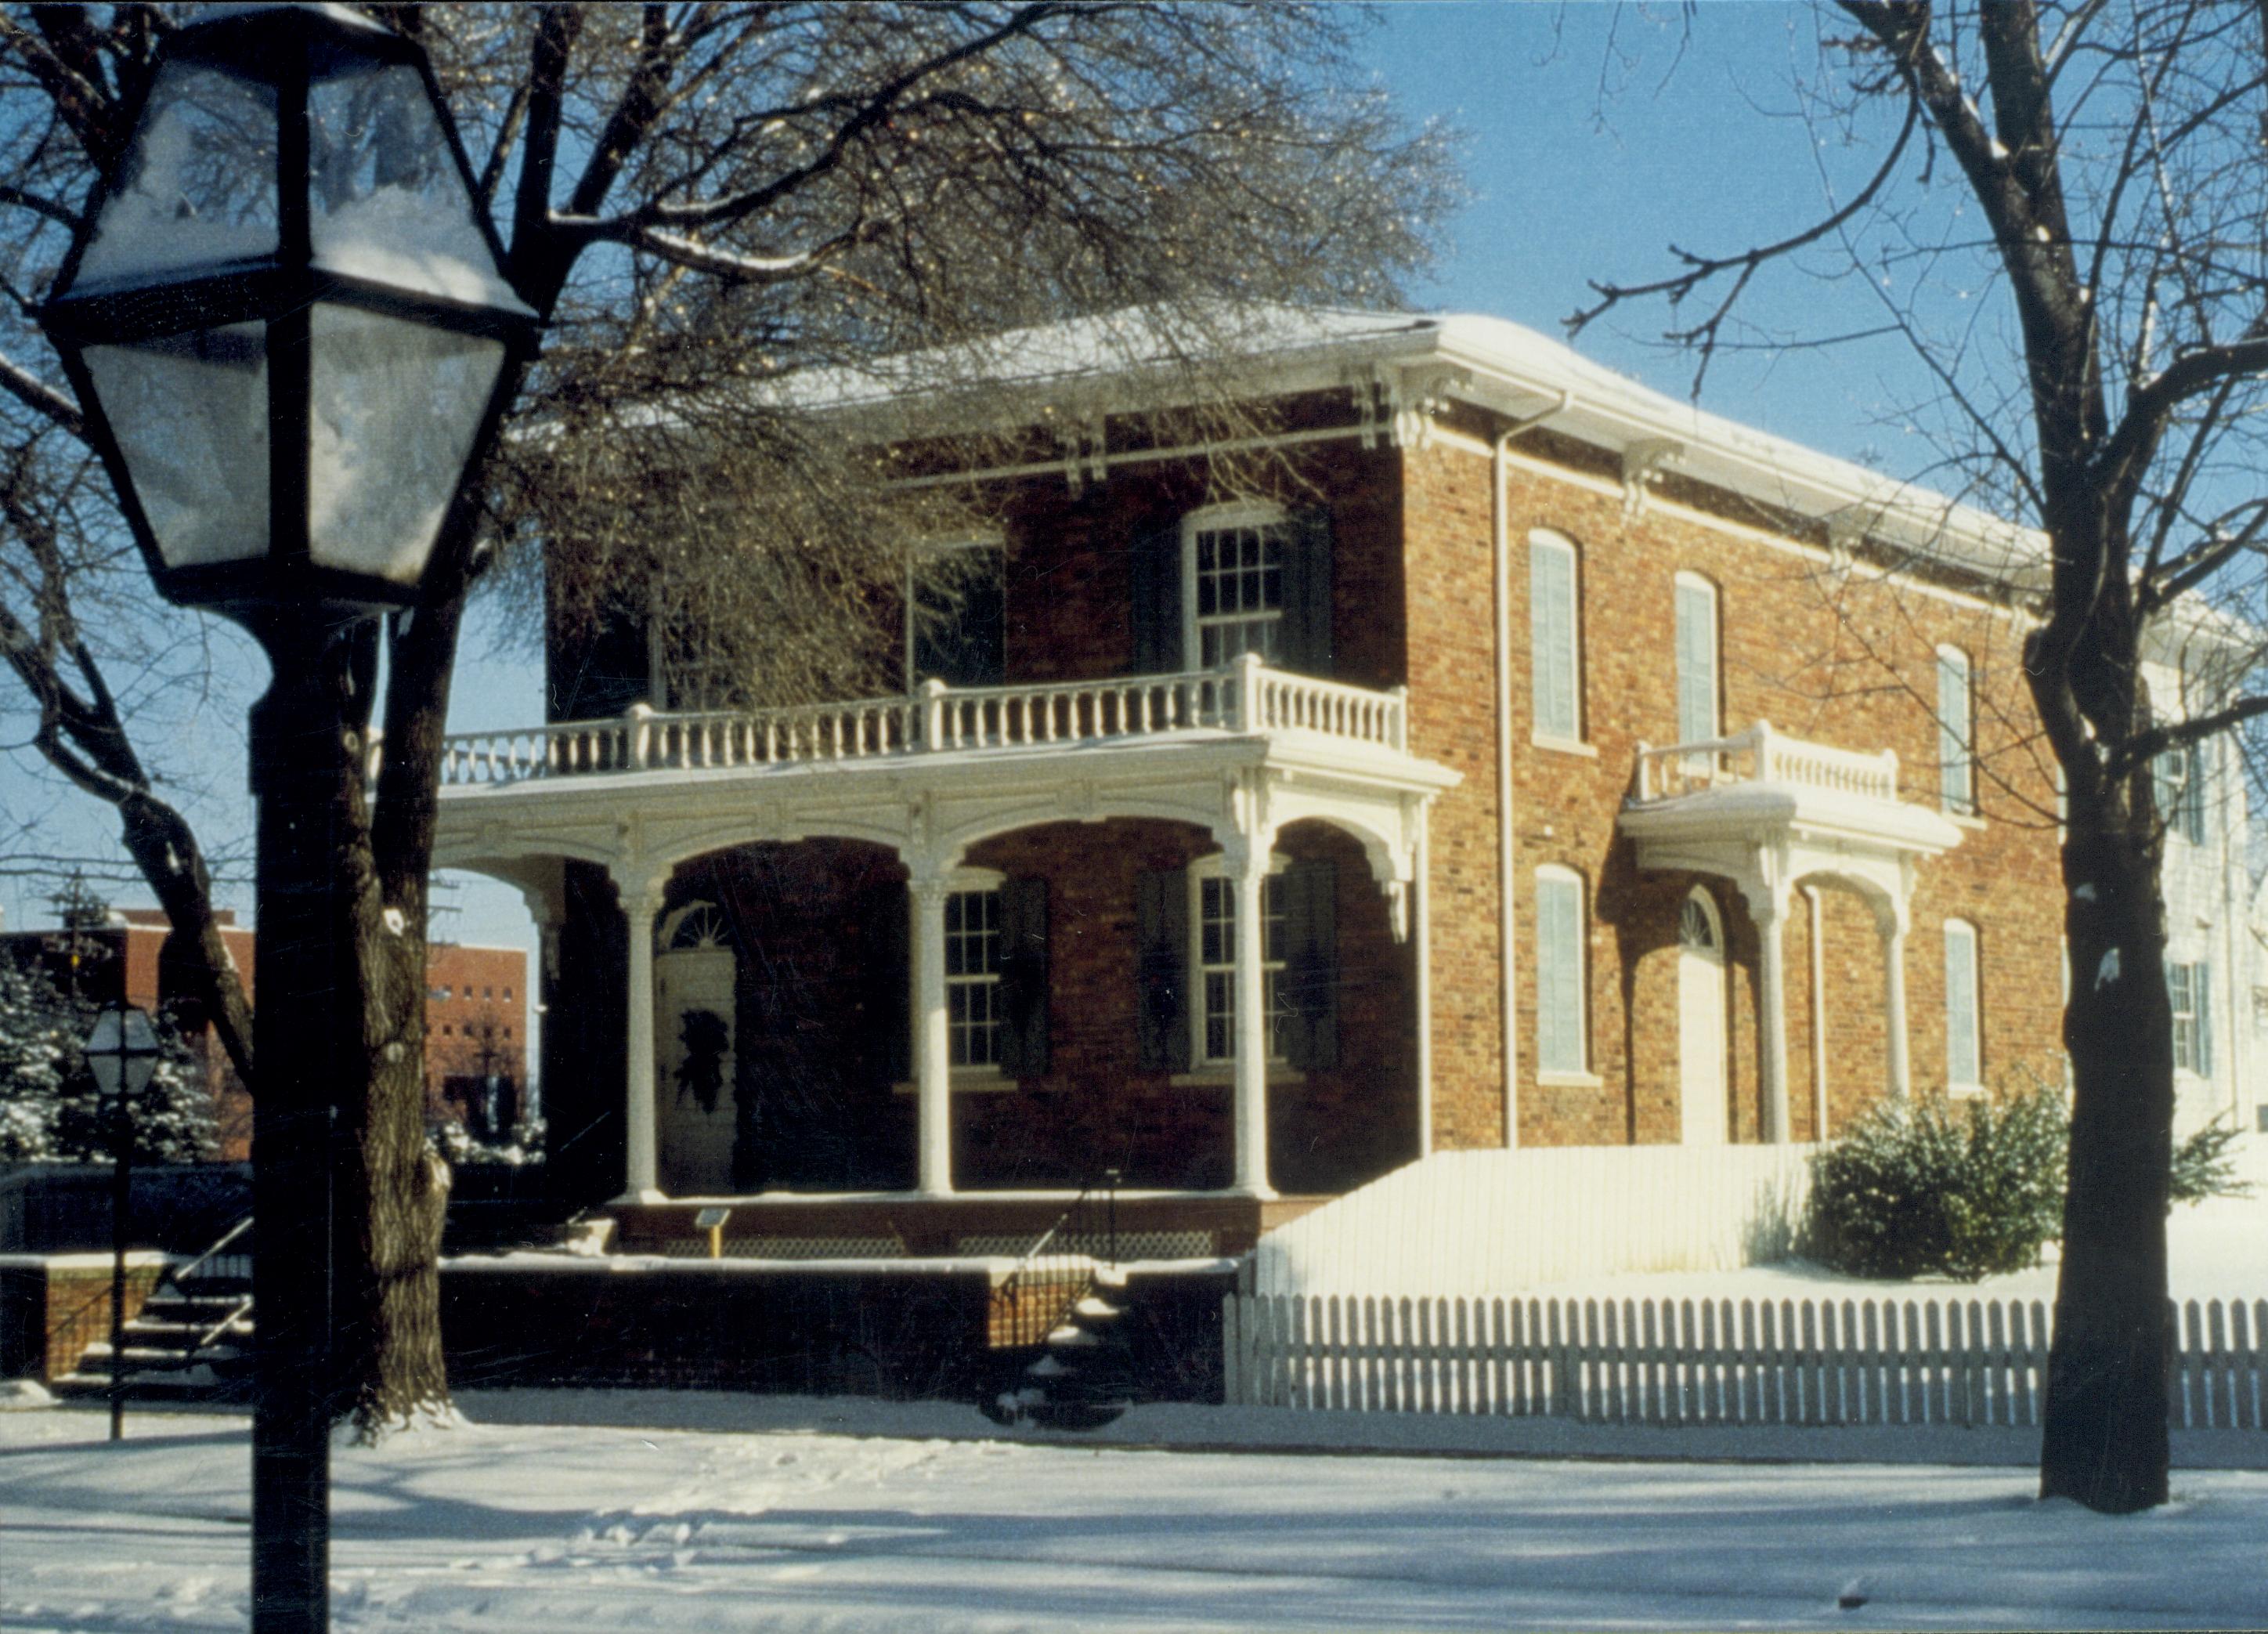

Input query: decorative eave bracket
[1620,437,1685,520]
[1351,362,1472,451]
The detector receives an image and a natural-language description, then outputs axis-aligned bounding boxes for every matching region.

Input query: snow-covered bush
[428,1115,546,1168]
[1805,1090,2068,1282]
[0,962,215,1162]
[2169,1118,2251,1206]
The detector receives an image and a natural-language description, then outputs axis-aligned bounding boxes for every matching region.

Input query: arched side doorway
[1678,887,1728,1147]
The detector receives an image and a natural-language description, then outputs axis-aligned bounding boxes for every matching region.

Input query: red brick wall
[961,817,1417,1195]
[1399,445,1510,1149]
[545,399,2068,1191]
[993,444,1407,689]
[425,944,530,1117]
[1411,429,2067,1151]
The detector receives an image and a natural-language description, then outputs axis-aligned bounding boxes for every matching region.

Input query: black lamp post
[39,8,538,1631]
[82,1002,161,1445]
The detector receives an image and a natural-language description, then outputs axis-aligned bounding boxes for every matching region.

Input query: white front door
[1678,890,1728,1146]
[656,904,738,1194]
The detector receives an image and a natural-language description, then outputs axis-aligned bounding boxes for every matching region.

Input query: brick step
[140,1298,256,1325]
[76,1341,251,1372]
[52,1365,251,1402]
[114,1317,255,1347]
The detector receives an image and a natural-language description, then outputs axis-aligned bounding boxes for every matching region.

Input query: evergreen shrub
[1806,1090,2068,1282]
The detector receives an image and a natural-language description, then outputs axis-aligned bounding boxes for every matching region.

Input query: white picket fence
[1224,1292,2268,1431]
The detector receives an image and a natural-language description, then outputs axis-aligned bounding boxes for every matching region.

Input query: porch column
[615,873,666,1202]
[1879,900,1912,1099]
[911,871,955,1195]
[1750,886,1792,1144]
[1228,837,1275,1198]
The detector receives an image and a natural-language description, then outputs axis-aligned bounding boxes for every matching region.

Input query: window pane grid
[1674,580,1717,747]
[1938,650,1974,815]
[2169,960,2212,1075]
[1198,873,1288,1064]
[944,889,1002,1067]
[1530,538,1578,739]
[1945,921,1980,1086]
[1195,522,1286,668]
[1535,872,1585,1074]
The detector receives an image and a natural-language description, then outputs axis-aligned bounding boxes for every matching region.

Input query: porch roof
[1618,721,1964,905]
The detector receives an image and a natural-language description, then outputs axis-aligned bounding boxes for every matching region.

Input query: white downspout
[2219,739,2246,1128]
[1804,883,1828,1140]
[1491,392,1573,1148]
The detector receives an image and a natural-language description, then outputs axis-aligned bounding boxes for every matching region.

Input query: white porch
[1619,721,1965,1141]
[432,654,1457,1204]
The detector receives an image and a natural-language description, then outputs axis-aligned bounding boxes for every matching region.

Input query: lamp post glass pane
[309,305,504,584]
[82,323,271,569]
[70,60,278,295]
[309,59,529,313]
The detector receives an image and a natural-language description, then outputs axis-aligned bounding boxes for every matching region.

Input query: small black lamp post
[83,1002,161,1444]
[39,8,538,1631]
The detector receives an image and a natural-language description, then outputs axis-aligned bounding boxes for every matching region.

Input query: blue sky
[0,5,1945,992]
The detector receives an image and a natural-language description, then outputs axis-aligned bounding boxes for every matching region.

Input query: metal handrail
[166,1213,252,1289]
[996,1170,1121,1349]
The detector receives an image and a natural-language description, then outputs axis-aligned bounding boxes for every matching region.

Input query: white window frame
[1674,573,1720,747]
[2154,742,2208,847]
[1937,645,1976,817]
[943,866,1007,1074]
[1190,851,1290,1068]
[905,533,1006,687]
[1529,530,1583,746]
[1182,501,1292,671]
[1535,866,1591,1081]
[1945,918,1982,1094]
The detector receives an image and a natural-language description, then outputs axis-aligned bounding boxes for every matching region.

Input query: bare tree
[1579,0,2268,1512]
[0,2,1454,1435]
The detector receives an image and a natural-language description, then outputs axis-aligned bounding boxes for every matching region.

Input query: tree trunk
[333,595,473,1437]
[2039,775,2173,1512]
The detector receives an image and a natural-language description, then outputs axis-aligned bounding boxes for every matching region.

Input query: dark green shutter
[876,883,911,1084]
[1278,508,1334,678]
[998,877,1049,1079]
[1279,859,1338,1070]
[1129,526,1183,674]
[1136,868,1190,1072]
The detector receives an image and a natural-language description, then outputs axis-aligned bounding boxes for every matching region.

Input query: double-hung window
[1189,508,1292,668]
[1945,919,1981,1091]
[1674,574,1720,747]
[1194,862,1288,1064]
[1938,646,1976,816]
[907,537,1006,688]
[944,884,1005,1068]
[2154,743,2208,846]
[1529,531,1581,742]
[2169,960,2214,1076]
[1535,866,1589,1077]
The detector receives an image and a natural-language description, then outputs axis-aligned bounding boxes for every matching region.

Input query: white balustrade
[1631,721,1900,806]
[435,663,1412,787]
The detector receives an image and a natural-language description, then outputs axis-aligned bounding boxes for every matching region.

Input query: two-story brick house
[431,306,2247,1253]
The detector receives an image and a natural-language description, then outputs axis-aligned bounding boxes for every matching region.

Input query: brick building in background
[423,306,2256,1250]
[0,909,527,1158]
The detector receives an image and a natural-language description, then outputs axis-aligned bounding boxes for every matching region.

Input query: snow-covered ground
[5,1393,2267,1632]
[5,1169,2259,1630]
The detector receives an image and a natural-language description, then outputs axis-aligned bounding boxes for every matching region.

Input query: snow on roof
[775,301,2050,591]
